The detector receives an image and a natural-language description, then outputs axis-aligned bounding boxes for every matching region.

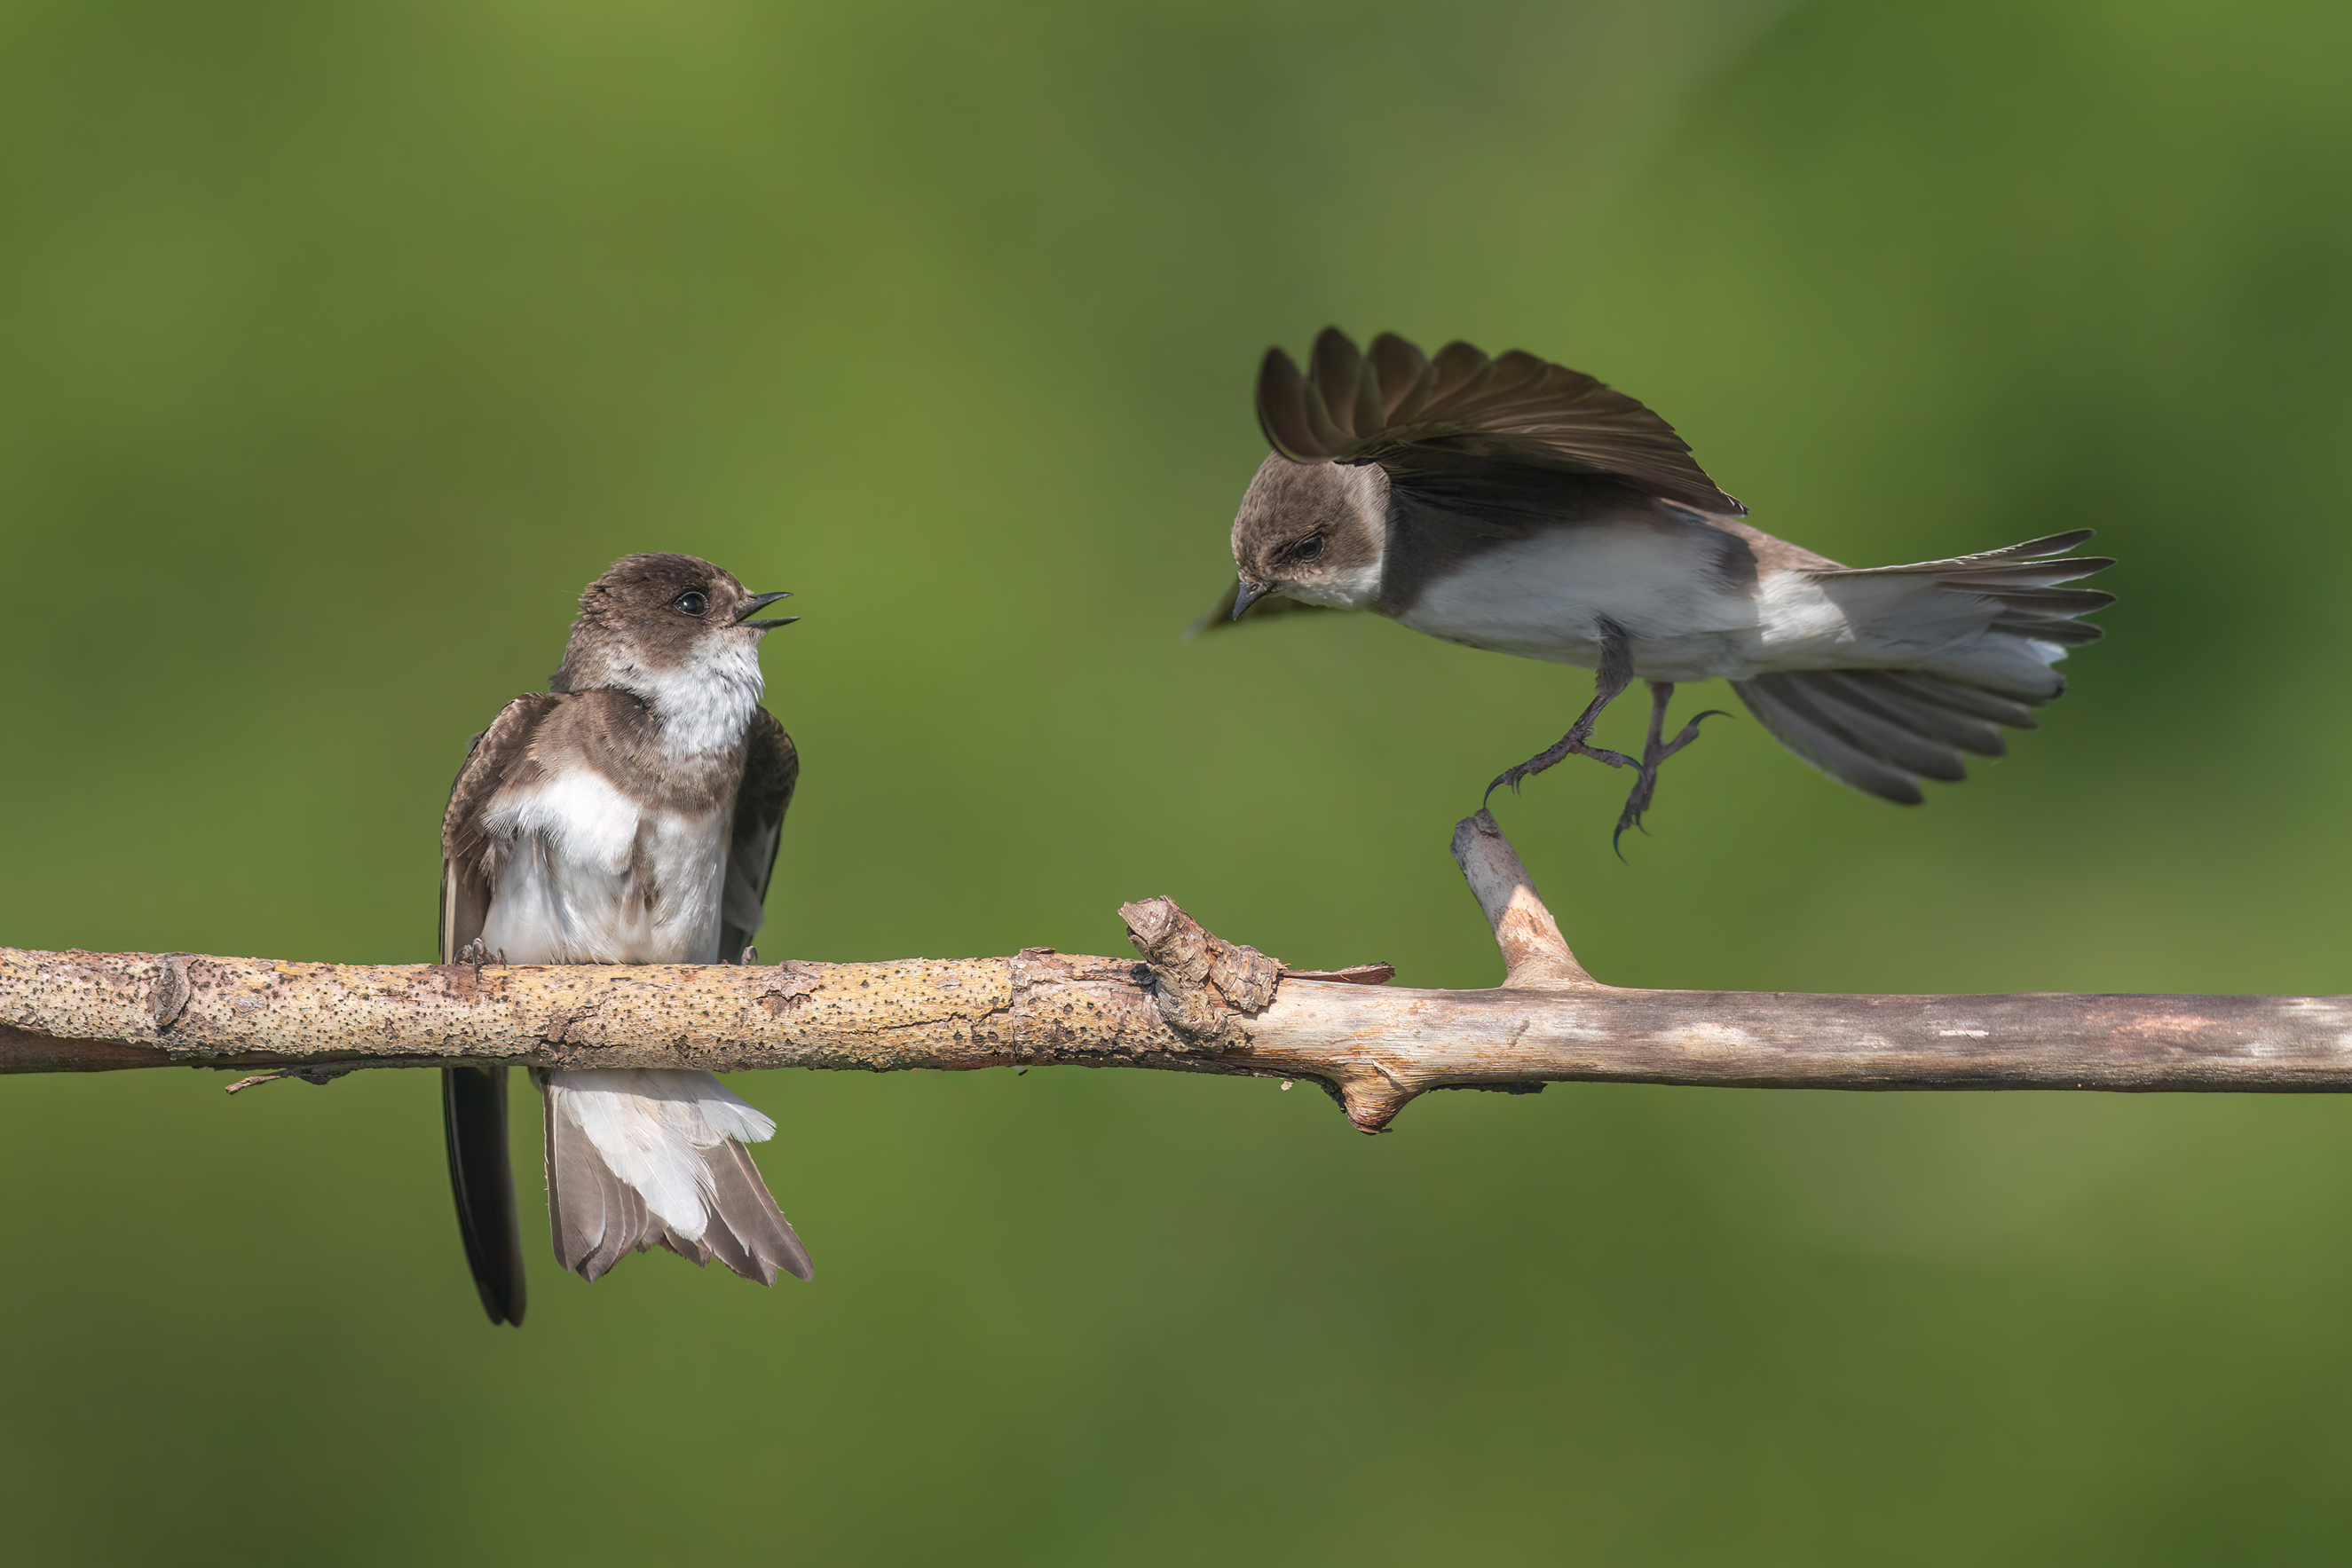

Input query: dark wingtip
[1308,327,1365,434]
[1365,332,1428,406]
[1256,346,1315,460]
[443,1066,528,1327]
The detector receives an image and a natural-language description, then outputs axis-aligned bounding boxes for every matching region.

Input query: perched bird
[1202,329,2113,836]
[438,553,811,1325]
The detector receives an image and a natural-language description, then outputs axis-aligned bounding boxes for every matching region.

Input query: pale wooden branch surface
[4,810,2351,1133]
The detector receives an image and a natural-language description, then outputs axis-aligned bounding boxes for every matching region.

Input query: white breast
[1397,524,1765,682]
[478,769,730,965]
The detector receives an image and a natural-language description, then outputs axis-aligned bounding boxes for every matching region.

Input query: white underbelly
[478,769,729,965]
[1394,526,1766,682]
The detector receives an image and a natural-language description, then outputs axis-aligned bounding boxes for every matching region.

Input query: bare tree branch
[4,811,2349,1133]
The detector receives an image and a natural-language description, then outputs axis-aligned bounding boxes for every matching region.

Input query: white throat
[619,634,766,756]
[1283,559,1384,608]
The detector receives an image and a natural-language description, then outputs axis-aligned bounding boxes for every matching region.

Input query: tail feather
[1808,670,2007,758]
[1869,669,2043,729]
[1807,530,2109,581]
[659,1230,717,1268]
[1736,663,2074,804]
[704,1139,814,1284]
[1980,586,2117,615]
[1991,616,2105,646]
[1953,528,2095,560]
[647,1143,809,1285]
[544,1082,661,1282]
[1764,670,1970,782]
[1734,674,1928,804]
[1931,561,2115,590]
[540,1068,811,1287]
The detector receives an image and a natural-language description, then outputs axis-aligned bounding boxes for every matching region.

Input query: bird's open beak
[1230,578,1268,621]
[736,591,797,630]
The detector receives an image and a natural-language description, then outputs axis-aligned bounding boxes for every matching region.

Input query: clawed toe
[1474,678,1736,845]
[1656,708,1731,763]
[1484,743,1644,808]
[1480,646,1680,820]
[1613,776,1661,858]
[1609,690,1733,850]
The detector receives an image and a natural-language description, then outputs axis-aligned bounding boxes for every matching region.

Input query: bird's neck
[636,654,764,758]
[562,634,765,760]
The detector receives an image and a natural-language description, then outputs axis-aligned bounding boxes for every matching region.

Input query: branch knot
[146,956,192,1035]
[1118,897,1280,1052]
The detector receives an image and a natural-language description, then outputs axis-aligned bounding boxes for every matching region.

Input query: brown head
[1227,455,1390,618]
[550,553,794,697]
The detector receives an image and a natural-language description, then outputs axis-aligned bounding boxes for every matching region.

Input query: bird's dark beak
[736,591,797,630]
[1230,578,1268,621]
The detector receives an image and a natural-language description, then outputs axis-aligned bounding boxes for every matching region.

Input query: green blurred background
[2,0,2348,1561]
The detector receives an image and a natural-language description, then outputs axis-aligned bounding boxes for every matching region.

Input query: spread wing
[1255,328,1744,517]
[720,707,797,963]
[435,692,559,1328]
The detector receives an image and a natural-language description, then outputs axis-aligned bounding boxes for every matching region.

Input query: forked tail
[540,1068,813,1286]
[1734,531,2114,802]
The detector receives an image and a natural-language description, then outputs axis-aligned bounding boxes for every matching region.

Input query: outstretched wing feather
[1367,333,1431,422]
[1255,328,1744,516]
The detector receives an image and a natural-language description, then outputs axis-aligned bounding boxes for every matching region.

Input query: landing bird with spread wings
[1200,329,2114,837]
[438,553,812,1326]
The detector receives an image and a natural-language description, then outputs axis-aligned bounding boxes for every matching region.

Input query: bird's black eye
[674,591,710,617]
[1292,534,1325,563]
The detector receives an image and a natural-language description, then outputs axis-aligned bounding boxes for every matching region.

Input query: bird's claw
[1657,709,1732,762]
[1609,705,1734,852]
[1484,742,1643,808]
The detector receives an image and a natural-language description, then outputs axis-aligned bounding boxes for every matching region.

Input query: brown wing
[1255,328,1744,517]
[436,692,559,1328]
[438,693,562,965]
[720,707,797,963]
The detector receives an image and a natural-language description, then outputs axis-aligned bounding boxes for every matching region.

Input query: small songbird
[1201,330,2114,836]
[438,553,810,1325]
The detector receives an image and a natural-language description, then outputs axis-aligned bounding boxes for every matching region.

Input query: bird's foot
[1610,708,1732,852]
[1484,737,1646,807]
[455,938,489,972]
